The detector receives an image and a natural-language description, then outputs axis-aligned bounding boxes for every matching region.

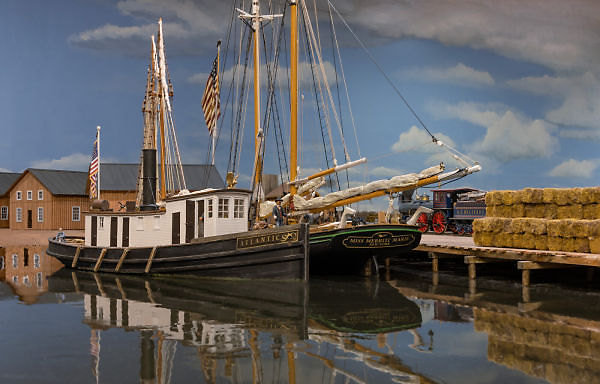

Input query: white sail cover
[258,177,326,217]
[291,164,444,211]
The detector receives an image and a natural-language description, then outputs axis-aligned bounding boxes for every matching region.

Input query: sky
[1,0,599,210]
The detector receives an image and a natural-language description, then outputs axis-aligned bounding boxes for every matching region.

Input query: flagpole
[97,125,101,200]
[212,41,221,165]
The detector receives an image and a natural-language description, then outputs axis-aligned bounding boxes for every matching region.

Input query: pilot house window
[218,198,229,218]
[233,199,244,218]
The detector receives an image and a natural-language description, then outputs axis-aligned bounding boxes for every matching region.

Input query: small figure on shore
[273,198,286,227]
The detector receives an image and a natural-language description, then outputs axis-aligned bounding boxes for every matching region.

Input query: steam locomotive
[398,188,486,235]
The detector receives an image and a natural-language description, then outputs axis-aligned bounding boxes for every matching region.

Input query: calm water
[1,246,600,383]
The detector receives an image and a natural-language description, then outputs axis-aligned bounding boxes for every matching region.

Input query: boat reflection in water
[48,271,425,383]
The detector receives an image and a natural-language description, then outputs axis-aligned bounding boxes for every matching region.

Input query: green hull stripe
[310,227,421,242]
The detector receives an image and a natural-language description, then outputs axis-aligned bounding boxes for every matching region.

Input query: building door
[27,210,32,229]
[185,200,195,243]
[172,212,180,244]
[197,200,205,238]
[122,217,130,247]
[110,217,118,247]
[91,216,97,246]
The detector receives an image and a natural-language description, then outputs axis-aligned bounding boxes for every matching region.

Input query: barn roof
[100,163,224,191]
[0,172,21,196]
[28,169,88,196]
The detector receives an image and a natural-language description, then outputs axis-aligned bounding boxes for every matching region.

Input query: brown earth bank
[0,229,84,246]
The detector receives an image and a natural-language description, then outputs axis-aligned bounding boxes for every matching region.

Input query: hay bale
[544,204,559,219]
[486,205,497,217]
[590,237,600,254]
[472,218,485,233]
[472,231,483,245]
[589,220,600,237]
[554,188,571,205]
[557,204,583,220]
[573,237,590,253]
[523,219,547,235]
[562,237,576,252]
[569,220,590,238]
[512,218,525,234]
[486,191,502,206]
[511,234,523,248]
[501,218,514,233]
[583,204,600,220]
[509,204,525,218]
[547,220,562,237]
[547,236,562,251]
[479,232,494,246]
[580,187,600,205]
[533,204,545,218]
[524,205,536,218]
[534,235,548,251]
[543,188,555,204]
[522,188,543,204]
[522,233,536,250]
[501,190,517,205]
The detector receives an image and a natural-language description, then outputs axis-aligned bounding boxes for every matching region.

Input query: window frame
[16,191,22,200]
[38,190,43,200]
[33,253,40,268]
[37,207,44,222]
[12,254,18,268]
[233,198,245,219]
[218,198,229,218]
[207,199,213,218]
[0,206,7,220]
[27,190,33,200]
[16,207,22,223]
[72,206,81,222]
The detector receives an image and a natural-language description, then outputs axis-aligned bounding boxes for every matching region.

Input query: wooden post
[468,263,476,280]
[115,248,130,272]
[522,269,530,287]
[145,247,158,273]
[431,252,439,272]
[71,247,82,268]
[93,248,107,272]
[363,258,372,276]
[432,272,439,286]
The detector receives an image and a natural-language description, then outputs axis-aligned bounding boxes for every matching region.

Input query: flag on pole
[201,54,220,136]
[89,131,100,199]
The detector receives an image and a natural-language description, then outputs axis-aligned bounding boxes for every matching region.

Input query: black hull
[309,224,422,274]
[47,224,309,281]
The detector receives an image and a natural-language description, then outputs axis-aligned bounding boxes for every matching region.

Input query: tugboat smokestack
[141,148,158,211]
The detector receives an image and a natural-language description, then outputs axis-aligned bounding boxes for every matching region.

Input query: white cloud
[434,102,558,162]
[508,72,600,132]
[0,167,13,172]
[548,158,599,178]
[336,0,600,73]
[392,125,456,153]
[368,166,406,178]
[401,63,494,87]
[30,153,116,171]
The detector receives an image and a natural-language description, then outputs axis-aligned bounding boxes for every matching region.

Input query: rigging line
[232,31,253,174]
[228,11,247,174]
[300,6,339,192]
[327,0,438,142]
[301,0,350,164]
[327,1,360,159]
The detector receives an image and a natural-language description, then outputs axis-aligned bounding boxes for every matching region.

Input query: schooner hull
[47,224,309,281]
[309,224,421,275]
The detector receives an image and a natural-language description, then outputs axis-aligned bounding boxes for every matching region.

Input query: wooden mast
[158,18,167,201]
[290,0,298,198]
[252,0,262,190]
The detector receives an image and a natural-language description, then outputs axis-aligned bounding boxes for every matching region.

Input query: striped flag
[201,54,220,136]
[89,131,99,199]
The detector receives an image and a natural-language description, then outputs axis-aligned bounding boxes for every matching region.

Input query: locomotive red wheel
[432,211,446,233]
[416,212,429,233]
[456,225,465,236]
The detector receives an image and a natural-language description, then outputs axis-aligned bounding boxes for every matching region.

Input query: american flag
[201,55,220,136]
[89,132,99,199]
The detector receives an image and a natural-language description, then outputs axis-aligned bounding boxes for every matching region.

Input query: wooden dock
[415,234,600,287]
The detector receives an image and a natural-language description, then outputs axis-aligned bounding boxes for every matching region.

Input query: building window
[34,254,40,268]
[233,199,245,218]
[72,206,81,221]
[16,208,22,222]
[27,190,32,200]
[38,190,43,200]
[12,276,18,284]
[23,276,30,287]
[0,256,4,270]
[99,216,104,229]
[36,272,43,288]
[137,216,144,231]
[37,207,44,222]
[12,254,18,268]
[207,199,213,218]
[218,198,229,218]
[1,206,7,220]
[16,191,22,200]
[154,216,161,230]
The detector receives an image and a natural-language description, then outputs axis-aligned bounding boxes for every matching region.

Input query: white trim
[38,190,43,200]
[16,207,22,223]
[27,190,32,200]
[34,253,40,268]
[0,206,7,220]
[218,198,229,218]
[37,207,44,222]
[36,272,43,288]
[16,191,22,200]
[12,254,18,268]
[72,206,81,222]
[234,198,244,218]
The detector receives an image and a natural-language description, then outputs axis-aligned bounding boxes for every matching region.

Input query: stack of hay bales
[473,188,600,253]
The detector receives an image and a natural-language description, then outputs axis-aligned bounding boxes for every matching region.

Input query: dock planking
[416,234,600,286]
